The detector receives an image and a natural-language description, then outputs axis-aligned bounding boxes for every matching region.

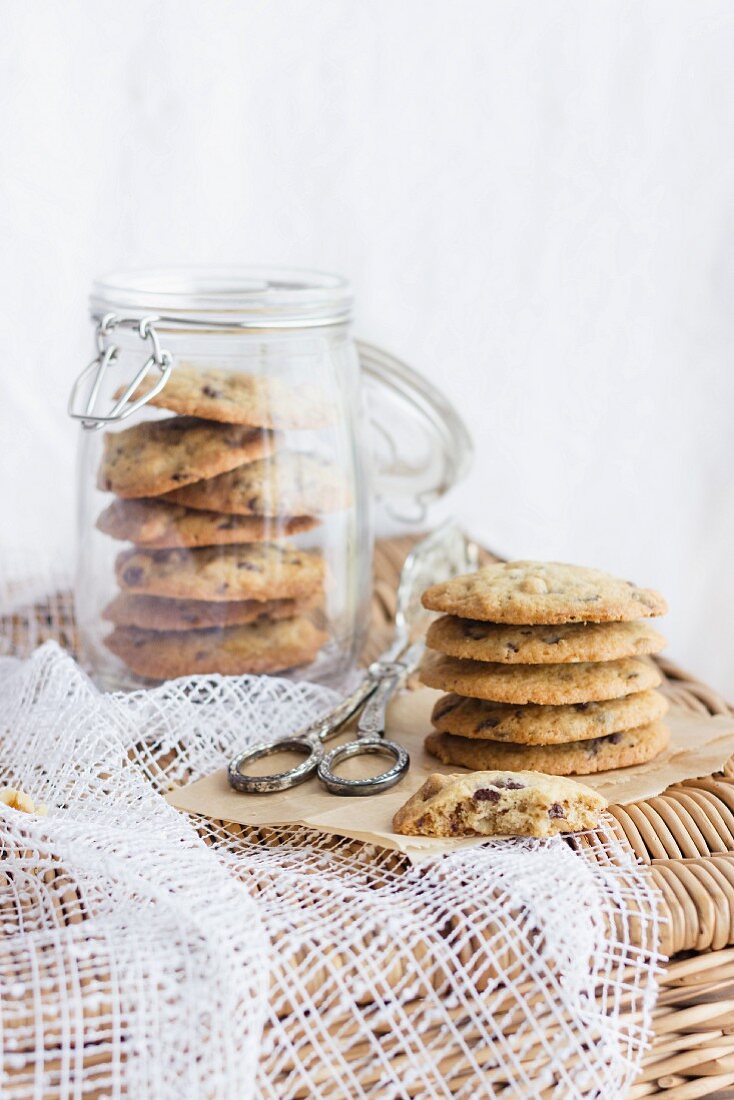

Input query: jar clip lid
[68,313,173,431]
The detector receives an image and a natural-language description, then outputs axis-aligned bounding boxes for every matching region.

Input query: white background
[2,1,733,692]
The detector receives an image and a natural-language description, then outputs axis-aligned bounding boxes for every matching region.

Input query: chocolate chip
[506,642,519,654]
[436,697,461,717]
[122,566,143,585]
[248,497,260,511]
[477,717,500,730]
[496,778,525,790]
[548,803,565,819]
[202,385,222,399]
[574,702,590,712]
[608,732,622,744]
[170,473,186,482]
[474,788,501,803]
[237,561,261,571]
[463,622,488,640]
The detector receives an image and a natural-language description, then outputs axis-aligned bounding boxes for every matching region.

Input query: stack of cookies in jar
[95,364,348,682]
[420,561,670,776]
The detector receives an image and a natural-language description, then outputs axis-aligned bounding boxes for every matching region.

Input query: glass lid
[90,266,353,329]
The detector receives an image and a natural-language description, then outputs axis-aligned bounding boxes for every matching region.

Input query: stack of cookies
[420,561,670,776]
[95,364,349,681]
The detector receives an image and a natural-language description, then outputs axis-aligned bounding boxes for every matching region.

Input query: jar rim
[90,265,353,329]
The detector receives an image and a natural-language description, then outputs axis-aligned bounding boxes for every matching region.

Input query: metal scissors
[227,523,479,797]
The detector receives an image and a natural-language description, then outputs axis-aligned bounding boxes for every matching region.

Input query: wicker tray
[3,536,734,1099]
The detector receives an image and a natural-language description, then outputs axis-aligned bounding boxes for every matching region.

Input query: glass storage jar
[68,267,471,690]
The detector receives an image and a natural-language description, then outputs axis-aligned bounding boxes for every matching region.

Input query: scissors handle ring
[317,739,409,797]
[227,738,320,793]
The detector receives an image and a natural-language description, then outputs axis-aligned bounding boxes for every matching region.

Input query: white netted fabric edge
[205,821,662,1098]
[0,632,662,1099]
[0,644,276,1099]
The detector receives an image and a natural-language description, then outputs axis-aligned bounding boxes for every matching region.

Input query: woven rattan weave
[2,536,734,1098]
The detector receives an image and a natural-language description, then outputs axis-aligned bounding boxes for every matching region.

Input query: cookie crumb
[0,788,47,815]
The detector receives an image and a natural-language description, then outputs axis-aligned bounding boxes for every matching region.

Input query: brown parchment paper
[166,686,734,862]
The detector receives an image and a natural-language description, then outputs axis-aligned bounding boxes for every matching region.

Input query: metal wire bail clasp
[68,313,174,430]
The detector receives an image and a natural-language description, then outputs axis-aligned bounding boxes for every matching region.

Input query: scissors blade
[356,641,424,739]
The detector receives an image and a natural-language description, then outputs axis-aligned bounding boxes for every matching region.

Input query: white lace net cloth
[0,629,662,1098]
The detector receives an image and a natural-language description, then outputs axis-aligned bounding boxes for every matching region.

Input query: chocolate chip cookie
[392,770,607,837]
[105,617,327,679]
[97,497,317,549]
[424,719,669,776]
[102,591,318,631]
[422,561,666,624]
[115,363,333,429]
[430,688,669,744]
[426,616,666,664]
[97,416,275,498]
[420,652,662,705]
[161,452,350,516]
[115,544,324,602]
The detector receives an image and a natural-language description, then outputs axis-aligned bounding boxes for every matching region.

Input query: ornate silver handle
[315,646,422,796]
[68,313,173,431]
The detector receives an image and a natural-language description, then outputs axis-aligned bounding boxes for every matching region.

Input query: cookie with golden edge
[161,453,350,516]
[115,363,334,429]
[420,651,662,705]
[97,416,275,498]
[431,688,669,745]
[97,497,317,549]
[392,770,607,837]
[424,720,670,776]
[425,616,666,664]
[115,544,324,603]
[105,617,327,679]
[102,591,319,632]
[422,561,666,624]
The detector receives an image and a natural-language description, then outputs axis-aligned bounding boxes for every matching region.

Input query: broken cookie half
[392,770,607,838]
